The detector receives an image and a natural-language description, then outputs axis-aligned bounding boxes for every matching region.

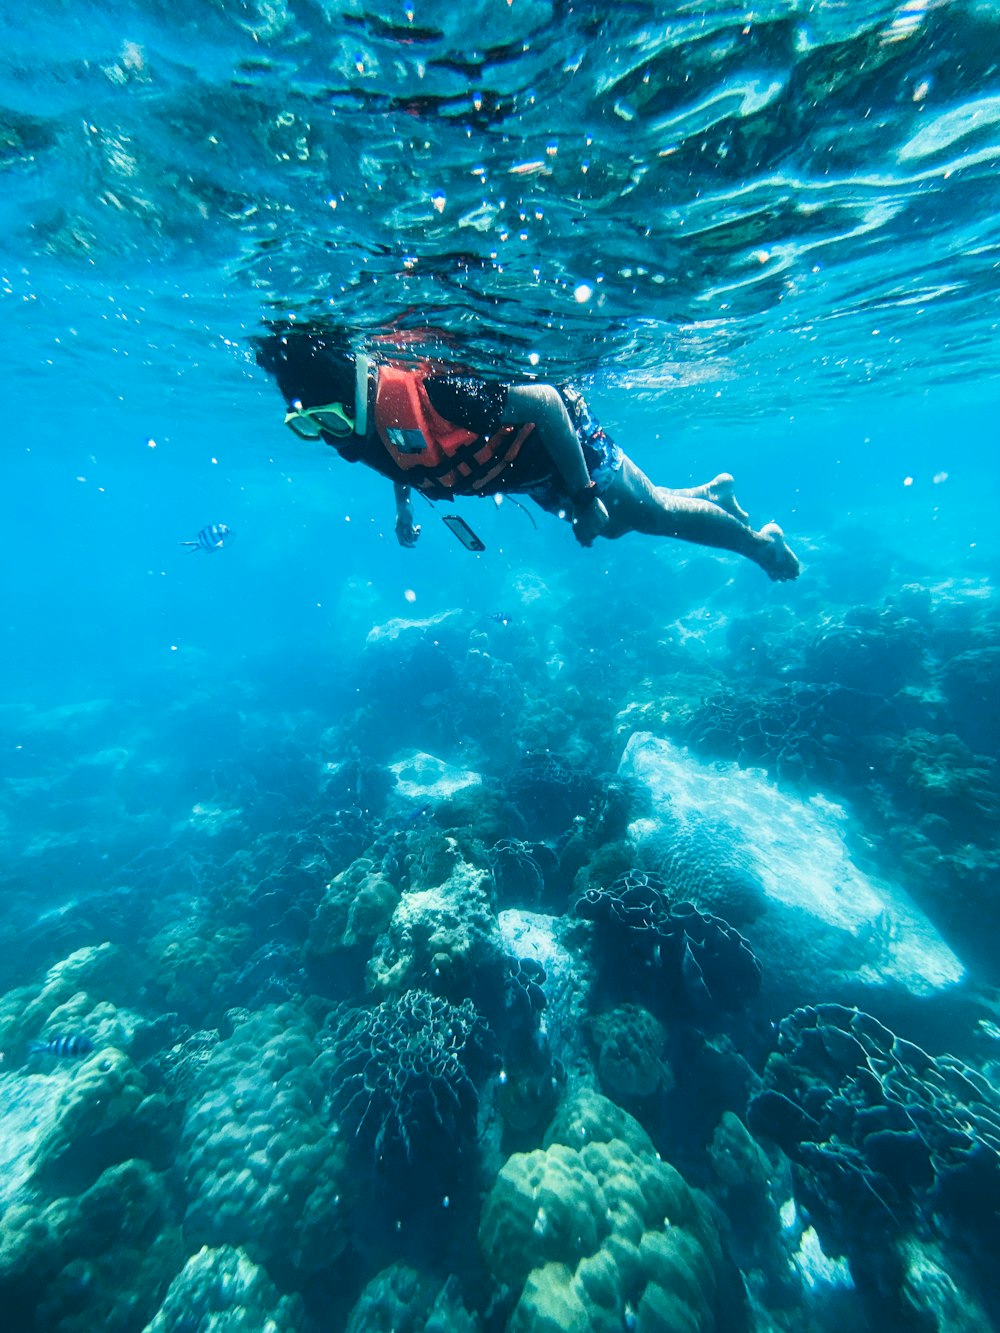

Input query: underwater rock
[344,1262,480,1333]
[620,733,964,1004]
[940,644,1000,757]
[143,1243,307,1333]
[366,858,504,1010]
[326,988,496,1178]
[181,1006,352,1277]
[897,1235,994,1333]
[479,1089,726,1333]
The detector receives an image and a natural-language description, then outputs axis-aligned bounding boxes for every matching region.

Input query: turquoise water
[3,3,1000,1331]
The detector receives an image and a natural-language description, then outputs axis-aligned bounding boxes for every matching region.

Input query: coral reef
[366,859,505,1010]
[180,1006,353,1279]
[576,870,762,1015]
[144,1243,308,1332]
[748,1004,1000,1277]
[344,1262,480,1333]
[325,989,496,1177]
[479,1089,730,1333]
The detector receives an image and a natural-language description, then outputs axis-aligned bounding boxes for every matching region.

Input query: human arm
[393,483,421,547]
[502,384,610,546]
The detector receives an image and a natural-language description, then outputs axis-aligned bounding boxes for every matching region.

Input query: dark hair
[254,329,355,410]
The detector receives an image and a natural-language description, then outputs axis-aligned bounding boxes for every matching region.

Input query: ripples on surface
[3,0,1000,410]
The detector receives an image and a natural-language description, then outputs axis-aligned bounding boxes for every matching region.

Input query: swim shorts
[519,384,624,514]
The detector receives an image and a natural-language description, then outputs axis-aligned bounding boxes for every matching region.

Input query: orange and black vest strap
[374,364,534,492]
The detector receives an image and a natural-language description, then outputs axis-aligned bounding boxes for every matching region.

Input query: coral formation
[0,1041,180,1330]
[576,870,762,1014]
[506,752,600,839]
[325,989,496,1176]
[180,1006,353,1278]
[344,1262,480,1333]
[748,1004,1000,1261]
[366,859,505,1010]
[589,1004,673,1103]
[479,1089,727,1333]
[307,855,400,959]
[144,1243,308,1332]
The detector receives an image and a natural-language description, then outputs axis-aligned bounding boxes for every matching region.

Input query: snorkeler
[256,332,800,582]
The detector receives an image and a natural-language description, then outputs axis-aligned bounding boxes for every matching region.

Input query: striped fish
[29,1034,94,1059]
[180,522,233,552]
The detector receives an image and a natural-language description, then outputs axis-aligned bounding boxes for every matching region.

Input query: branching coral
[748,1004,1000,1258]
[575,871,761,1015]
[325,989,496,1176]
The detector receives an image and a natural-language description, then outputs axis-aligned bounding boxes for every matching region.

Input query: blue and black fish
[29,1034,94,1059]
[180,523,233,552]
[489,612,512,627]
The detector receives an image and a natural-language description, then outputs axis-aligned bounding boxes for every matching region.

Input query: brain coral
[479,1089,725,1333]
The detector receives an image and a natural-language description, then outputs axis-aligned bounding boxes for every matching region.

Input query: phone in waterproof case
[442,515,486,552]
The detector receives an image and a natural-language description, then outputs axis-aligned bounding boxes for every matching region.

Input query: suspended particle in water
[573,283,593,303]
[404,588,417,603]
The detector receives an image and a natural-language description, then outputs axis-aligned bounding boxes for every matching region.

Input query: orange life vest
[374,364,534,493]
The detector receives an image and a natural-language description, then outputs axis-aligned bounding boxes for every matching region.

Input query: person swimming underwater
[256,331,800,582]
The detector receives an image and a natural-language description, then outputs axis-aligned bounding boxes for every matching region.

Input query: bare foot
[706,473,751,526]
[757,522,800,581]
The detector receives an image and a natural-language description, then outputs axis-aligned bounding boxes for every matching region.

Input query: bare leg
[601,457,800,581]
[663,473,751,526]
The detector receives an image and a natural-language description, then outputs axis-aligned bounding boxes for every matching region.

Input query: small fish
[180,523,233,553]
[489,612,512,627]
[29,1034,94,1059]
[402,802,431,825]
